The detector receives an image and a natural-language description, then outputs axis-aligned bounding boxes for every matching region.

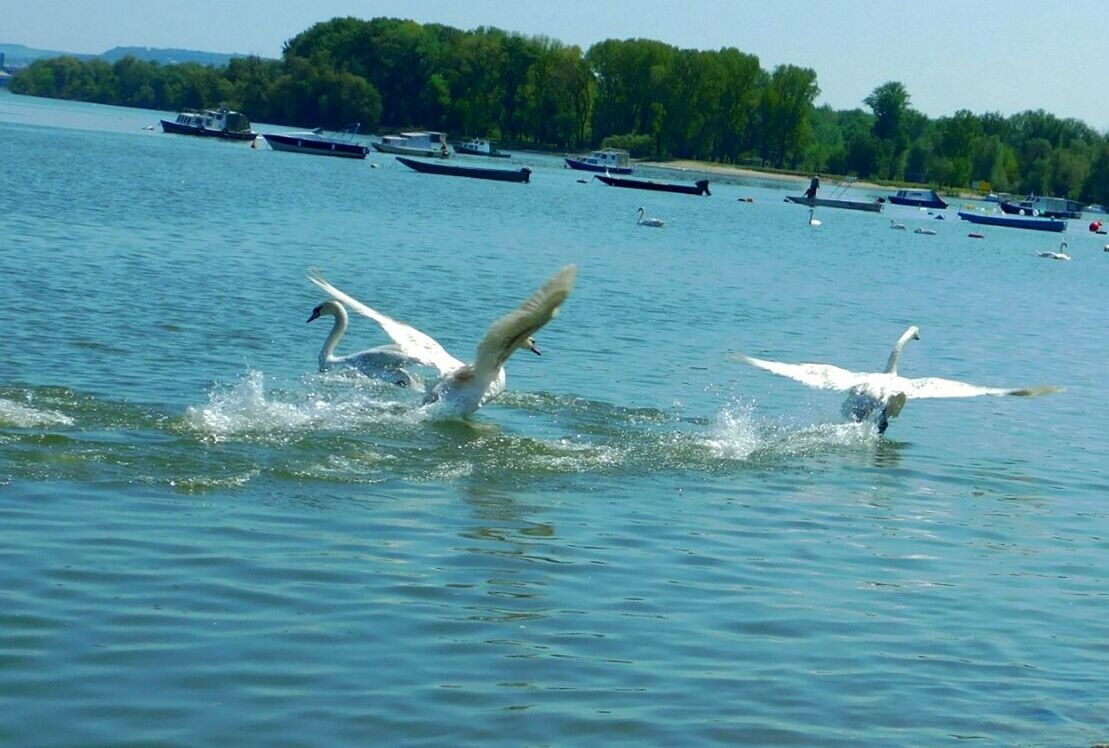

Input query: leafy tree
[757,64,820,167]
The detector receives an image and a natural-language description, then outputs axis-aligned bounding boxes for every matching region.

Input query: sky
[7,0,1109,130]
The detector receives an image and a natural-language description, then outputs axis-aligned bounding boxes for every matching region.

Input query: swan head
[307,299,344,323]
[526,336,541,356]
[905,325,920,341]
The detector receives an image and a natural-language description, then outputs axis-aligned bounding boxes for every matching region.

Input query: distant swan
[1037,241,1072,261]
[914,227,936,235]
[738,325,1060,433]
[308,299,421,388]
[309,265,576,416]
[808,209,821,226]
[637,207,665,227]
[890,219,907,230]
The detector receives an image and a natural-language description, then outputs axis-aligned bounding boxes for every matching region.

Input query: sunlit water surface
[2,92,1108,746]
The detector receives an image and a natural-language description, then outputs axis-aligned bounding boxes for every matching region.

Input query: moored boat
[887,188,947,209]
[395,156,531,183]
[999,195,1083,219]
[593,174,710,196]
[785,195,883,212]
[454,137,511,158]
[565,148,632,174]
[957,210,1066,233]
[261,123,369,159]
[159,107,256,140]
[373,131,450,158]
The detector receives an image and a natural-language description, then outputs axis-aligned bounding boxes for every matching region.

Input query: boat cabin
[381,131,448,150]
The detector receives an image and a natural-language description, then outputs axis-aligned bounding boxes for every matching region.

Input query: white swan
[637,207,665,227]
[738,325,1060,433]
[308,265,576,416]
[307,299,420,388]
[808,209,821,227]
[914,227,936,235]
[890,219,907,230]
[1037,241,1072,261]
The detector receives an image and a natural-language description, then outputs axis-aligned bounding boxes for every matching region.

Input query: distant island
[5,17,1108,206]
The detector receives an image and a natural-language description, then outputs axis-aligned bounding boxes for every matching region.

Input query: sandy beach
[638,159,886,190]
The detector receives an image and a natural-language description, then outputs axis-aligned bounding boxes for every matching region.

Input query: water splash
[0,396,75,428]
[182,369,423,440]
[698,401,879,462]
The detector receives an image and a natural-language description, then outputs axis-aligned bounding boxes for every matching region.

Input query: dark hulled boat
[261,123,369,159]
[159,107,256,141]
[887,188,948,209]
[957,210,1066,233]
[593,174,710,196]
[396,156,531,183]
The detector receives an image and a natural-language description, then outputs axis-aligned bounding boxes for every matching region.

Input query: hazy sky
[8,0,1109,129]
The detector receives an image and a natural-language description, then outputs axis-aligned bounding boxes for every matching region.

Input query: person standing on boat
[805,174,820,199]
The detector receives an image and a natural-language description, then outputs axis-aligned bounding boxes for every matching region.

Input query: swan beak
[306,308,321,323]
[528,341,542,356]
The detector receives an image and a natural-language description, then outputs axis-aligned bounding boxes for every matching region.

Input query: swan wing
[308,269,464,375]
[901,376,1063,400]
[740,356,869,391]
[472,265,577,377]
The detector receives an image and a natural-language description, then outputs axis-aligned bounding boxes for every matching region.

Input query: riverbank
[638,159,887,190]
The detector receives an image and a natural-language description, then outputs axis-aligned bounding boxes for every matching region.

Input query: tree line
[11,16,1109,203]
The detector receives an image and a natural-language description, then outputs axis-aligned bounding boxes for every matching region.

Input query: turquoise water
[2,91,1108,746]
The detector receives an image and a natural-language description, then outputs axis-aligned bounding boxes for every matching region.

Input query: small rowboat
[396,156,531,183]
[593,174,710,196]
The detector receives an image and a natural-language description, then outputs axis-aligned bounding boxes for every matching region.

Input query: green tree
[757,64,820,168]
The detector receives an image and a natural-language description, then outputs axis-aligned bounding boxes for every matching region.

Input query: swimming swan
[890,219,907,230]
[808,209,822,227]
[1037,241,1072,261]
[738,325,1060,433]
[307,299,420,388]
[308,265,576,415]
[637,207,665,227]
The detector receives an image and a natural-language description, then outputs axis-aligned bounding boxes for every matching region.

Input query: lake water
[2,91,1108,746]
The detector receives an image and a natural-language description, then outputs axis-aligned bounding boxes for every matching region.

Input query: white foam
[183,370,423,439]
[702,402,763,459]
[0,397,75,428]
[701,402,878,460]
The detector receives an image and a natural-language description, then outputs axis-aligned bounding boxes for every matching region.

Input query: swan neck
[884,330,915,374]
[319,306,347,370]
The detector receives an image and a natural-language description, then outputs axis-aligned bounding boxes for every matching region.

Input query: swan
[636,207,665,227]
[308,265,576,416]
[737,325,1060,434]
[1037,241,1072,261]
[808,209,822,227]
[914,227,936,235]
[307,299,420,388]
[890,219,907,230]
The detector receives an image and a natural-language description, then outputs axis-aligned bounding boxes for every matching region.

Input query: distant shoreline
[637,159,888,191]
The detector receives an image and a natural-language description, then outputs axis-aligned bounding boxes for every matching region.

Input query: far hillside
[0,42,253,67]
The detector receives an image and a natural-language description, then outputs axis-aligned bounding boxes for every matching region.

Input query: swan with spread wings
[738,326,1060,433]
[309,265,576,416]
